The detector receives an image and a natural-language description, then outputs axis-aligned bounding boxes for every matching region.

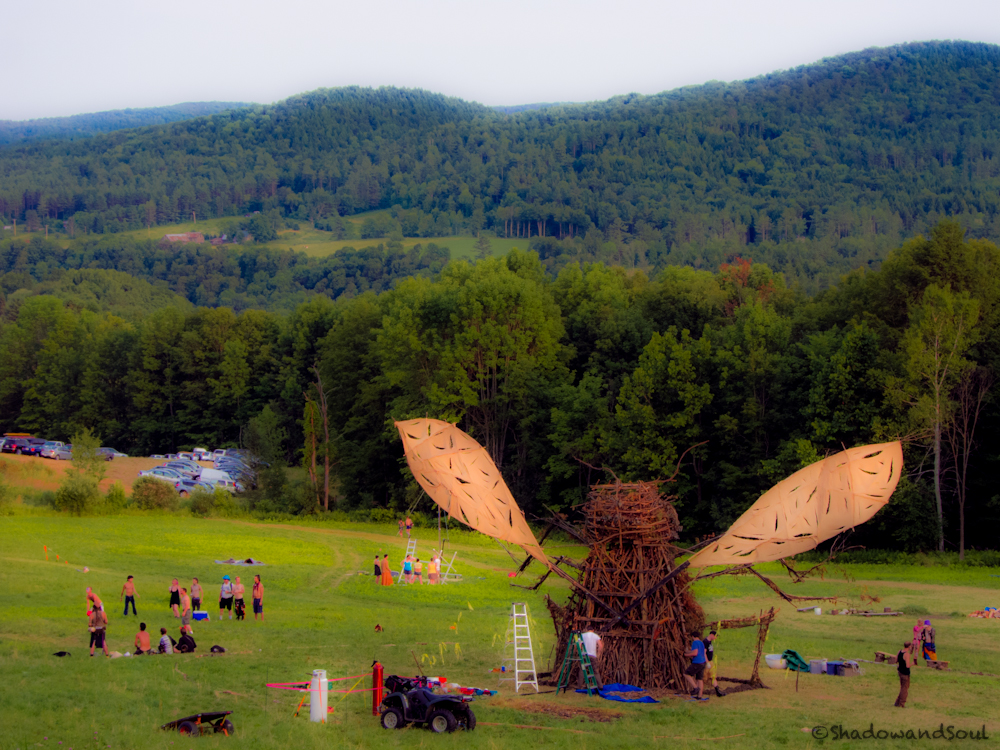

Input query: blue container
[827,661,843,676]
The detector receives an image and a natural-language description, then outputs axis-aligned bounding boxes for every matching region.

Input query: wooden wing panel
[688,442,903,568]
[395,418,548,564]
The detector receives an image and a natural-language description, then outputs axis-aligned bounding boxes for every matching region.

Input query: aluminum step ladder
[499,602,539,692]
[439,551,462,583]
[398,537,418,585]
[556,631,600,695]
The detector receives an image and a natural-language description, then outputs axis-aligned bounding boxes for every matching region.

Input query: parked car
[138,468,185,483]
[93,448,115,461]
[174,479,217,497]
[1,436,32,454]
[100,447,127,458]
[177,451,196,461]
[39,441,67,459]
[52,445,73,460]
[193,447,212,461]
[149,454,166,459]
[161,461,201,479]
[23,438,48,456]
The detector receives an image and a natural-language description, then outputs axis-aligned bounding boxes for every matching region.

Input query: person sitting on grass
[158,627,174,654]
[176,625,197,653]
[89,607,109,658]
[134,622,152,655]
[683,632,708,701]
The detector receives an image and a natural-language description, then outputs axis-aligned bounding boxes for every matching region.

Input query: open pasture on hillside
[1,455,167,497]
[1,516,999,749]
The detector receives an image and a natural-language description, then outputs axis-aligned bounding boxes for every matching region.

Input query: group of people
[683,630,720,701]
[895,618,939,708]
[375,550,442,585]
[396,517,414,538]
[84,572,265,658]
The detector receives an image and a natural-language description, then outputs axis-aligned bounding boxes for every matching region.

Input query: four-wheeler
[379,675,476,733]
[161,710,234,736]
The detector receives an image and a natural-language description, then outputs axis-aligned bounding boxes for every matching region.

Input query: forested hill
[0,102,248,145]
[5,41,1000,289]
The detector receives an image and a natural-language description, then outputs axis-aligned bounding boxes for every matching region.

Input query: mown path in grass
[1,515,998,750]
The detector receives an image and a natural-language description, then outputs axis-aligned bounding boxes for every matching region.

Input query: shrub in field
[55,473,101,515]
[104,482,128,511]
[190,488,215,517]
[213,488,243,517]
[131,477,179,511]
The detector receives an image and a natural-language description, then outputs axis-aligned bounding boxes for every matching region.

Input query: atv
[379,675,476,733]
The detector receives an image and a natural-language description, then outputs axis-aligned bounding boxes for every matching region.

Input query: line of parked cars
[139,450,253,495]
[0,434,126,461]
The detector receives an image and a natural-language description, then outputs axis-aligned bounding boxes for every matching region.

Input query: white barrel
[309,669,328,723]
[814,607,822,615]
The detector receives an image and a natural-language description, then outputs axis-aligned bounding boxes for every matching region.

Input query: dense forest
[0,102,246,145]
[4,42,1000,290]
[2,222,998,556]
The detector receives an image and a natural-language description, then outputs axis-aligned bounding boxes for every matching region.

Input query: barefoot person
[252,575,264,621]
[233,576,246,621]
[180,587,193,627]
[191,578,203,611]
[405,516,413,538]
[169,578,181,618]
[120,575,139,616]
[219,575,234,620]
[89,606,109,657]
[895,640,914,707]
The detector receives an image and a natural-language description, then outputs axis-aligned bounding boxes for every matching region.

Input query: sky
[7,0,1000,120]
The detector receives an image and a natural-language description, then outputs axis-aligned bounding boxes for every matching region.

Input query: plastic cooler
[826,661,843,676]
[809,659,827,675]
[193,611,209,621]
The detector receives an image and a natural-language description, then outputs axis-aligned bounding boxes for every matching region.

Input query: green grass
[1,516,999,749]
[5,213,530,262]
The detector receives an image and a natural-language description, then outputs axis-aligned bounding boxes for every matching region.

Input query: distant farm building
[163,232,205,243]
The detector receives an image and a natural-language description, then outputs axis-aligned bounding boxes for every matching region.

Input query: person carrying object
[703,630,722,697]
[219,575,234,619]
[120,575,139,616]
[683,632,708,701]
[921,620,937,663]
[895,640,913,707]
[134,622,152,655]
[89,607,109,657]
[233,576,246,621]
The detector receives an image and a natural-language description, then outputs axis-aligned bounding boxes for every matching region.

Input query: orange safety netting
[687,441,904,568]
[395,418,548,565]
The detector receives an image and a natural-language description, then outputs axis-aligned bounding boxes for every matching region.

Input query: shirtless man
[89,607,109,657]
[180,587,193,626]
[134,622,152,655]
[120,575,139,616]
[233,576,246,621]
[191,578,203,611]
[252,575,264,621]
[86,587,103,613]
[405,516,413,538]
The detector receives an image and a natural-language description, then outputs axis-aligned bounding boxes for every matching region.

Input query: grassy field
[2,213,529,262]
[1,515,999,749]
[0,455,169,497]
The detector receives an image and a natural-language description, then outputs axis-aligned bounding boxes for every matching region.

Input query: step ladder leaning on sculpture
[556,631,601,696]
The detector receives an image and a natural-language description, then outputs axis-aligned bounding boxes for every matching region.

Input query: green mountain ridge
[3,41,1000,291]
[0,102,250,145]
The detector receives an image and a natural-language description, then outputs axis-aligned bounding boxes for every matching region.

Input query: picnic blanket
[577,682,659,703]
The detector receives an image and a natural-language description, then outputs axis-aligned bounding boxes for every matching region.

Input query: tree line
[4,42,1000,291]
[1,221,998,555]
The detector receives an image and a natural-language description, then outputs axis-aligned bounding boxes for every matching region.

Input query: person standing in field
[252,574,264,621]
[414,558,423,584]
[397,519,405,537]
[180,587,192,627]
[169,578,181,618]
[233,576,246,621]
[219,575,234,620]
[380,554,393,586]
[89,606,109,657]
[427,556,438,585]
[895,640,913,707]
[374,554,382,582]
[703,630,722,697]
[911,618,923,658]
[191,578,203,611]
[402,555,413,583]
[120,575,139,616]
[405,516,413,537]
[683,632,708,701]
[134,622,151,655]
[921,620,937,663]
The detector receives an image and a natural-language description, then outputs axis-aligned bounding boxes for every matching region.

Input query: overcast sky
[7,0,1000,120]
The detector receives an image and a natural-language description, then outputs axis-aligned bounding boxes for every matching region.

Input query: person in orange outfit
[380,554,393,586]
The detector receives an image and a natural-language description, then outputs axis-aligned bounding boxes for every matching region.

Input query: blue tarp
[576,682,659,704]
